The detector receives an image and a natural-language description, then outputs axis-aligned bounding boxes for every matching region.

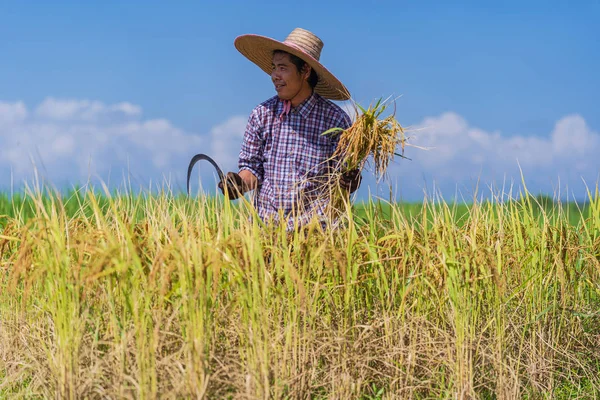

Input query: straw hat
[234,28,350,101]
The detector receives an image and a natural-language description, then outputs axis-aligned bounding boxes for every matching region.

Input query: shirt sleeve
[238,109,265,184]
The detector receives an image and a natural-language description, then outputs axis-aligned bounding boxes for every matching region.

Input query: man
[219,28,361,230]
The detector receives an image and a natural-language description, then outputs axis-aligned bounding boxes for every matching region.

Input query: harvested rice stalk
[319,97,412,222]
[324,97,409,180]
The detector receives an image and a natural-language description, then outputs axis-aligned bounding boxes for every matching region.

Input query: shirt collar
[295,91,318,119]
[277,91,318,120]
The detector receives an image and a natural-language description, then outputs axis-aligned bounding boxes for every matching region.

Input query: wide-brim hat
[234,28,350,101]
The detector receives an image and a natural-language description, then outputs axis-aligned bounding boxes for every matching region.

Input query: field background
[1,188,599,399]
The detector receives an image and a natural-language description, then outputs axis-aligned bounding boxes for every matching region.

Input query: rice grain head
[327,97,407,179]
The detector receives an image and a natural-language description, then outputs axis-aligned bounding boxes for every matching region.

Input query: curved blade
[186,153,226,196]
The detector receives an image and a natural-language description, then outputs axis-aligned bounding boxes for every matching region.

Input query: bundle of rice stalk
[320,97,411,222]
[325,96,409,180]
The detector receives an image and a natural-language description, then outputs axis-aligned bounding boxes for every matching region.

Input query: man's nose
[271,69,280,80]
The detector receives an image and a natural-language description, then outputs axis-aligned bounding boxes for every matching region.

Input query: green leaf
[393,152,412,161]
[374,97,382,109]
[322,127,344,136]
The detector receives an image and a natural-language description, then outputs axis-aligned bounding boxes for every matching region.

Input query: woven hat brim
[234,34,350,101]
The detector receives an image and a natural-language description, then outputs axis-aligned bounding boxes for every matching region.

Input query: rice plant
[1,184,599,399]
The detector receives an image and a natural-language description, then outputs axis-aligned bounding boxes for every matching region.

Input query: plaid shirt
[239,92,351,229]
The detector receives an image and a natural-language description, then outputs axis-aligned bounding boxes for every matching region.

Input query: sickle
[186,153,226,196]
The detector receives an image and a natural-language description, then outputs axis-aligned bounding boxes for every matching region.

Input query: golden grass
[1,186,600,398]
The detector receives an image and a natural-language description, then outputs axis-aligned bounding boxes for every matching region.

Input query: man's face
[271,52,306,100]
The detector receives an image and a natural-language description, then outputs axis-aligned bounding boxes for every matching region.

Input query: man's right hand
[218,172,245,199]
[340,169,362,194]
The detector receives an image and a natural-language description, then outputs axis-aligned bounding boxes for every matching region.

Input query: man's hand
[340,169,362,194]
[218,172,245,199]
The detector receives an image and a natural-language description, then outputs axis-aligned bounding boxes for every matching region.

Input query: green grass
[1,186,599,398]
[1,189,592,228]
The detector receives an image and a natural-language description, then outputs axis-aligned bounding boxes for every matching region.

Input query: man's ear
[302,64,311,79]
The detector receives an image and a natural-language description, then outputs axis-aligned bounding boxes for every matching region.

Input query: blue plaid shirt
[239,92,351,229]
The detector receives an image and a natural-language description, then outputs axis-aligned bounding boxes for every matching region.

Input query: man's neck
[289,88,313,107]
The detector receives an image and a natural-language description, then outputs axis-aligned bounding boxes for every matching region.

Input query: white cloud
[385,112,600,200]
[50,135,75,156]
[210,115,247,171]
[551,114,597,156]
[35,97,142,122]
[0,98,206,187]
[0,101,27,126]
[110,102,142,116]
[1,97,598,200]
[408,112,599,172]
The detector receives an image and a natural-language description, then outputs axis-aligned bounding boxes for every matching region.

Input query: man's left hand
[340,169,362,194]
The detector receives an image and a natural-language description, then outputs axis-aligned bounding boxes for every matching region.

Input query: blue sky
[1,1,599,201]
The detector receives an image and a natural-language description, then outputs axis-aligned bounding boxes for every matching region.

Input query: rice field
[1,185,599,399]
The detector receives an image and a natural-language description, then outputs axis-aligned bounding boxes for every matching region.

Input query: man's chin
[275,88,290,99]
